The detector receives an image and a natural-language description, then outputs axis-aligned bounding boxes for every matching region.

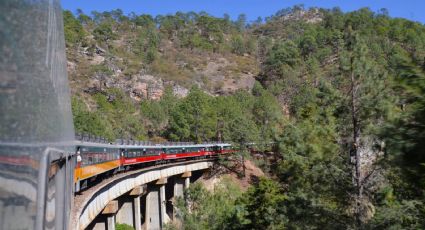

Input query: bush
[115,223,134,230]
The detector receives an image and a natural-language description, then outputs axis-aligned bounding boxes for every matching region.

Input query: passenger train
[74,139,234,192]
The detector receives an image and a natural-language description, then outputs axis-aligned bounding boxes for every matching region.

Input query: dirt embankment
[200,159,265,191]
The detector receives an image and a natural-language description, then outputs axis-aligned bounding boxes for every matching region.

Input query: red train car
[74,141,234,192]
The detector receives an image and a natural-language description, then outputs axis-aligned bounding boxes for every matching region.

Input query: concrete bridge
[72,160,215,230]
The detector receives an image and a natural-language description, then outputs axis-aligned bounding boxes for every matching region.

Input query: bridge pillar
[116,197,134,227]
[116,185,147,229]
[171,173,190,220]
[107,215,115,230]
[158,178,169,228]
[174,178,185,199]
[182,171,191,190]
[145,178,169,230]
[132,185,147,230]
[91,200,118,230]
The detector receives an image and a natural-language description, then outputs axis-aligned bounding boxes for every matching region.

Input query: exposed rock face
[89,55,105,65]
[199,159,265,192]
[92,73,167,101]
[67,61,77,73]
[129,74,164,101]
[170,83,189,98]
[280,8,323,24]
[68,37,258,101]
[199,57,256,94]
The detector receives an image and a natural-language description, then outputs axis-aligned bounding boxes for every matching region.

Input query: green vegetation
[115,223,134,230]
[170,177,243,230]
[72,89,146,140]
[63,10,85,45]
[66,5,425,229]
[72,85,280,142]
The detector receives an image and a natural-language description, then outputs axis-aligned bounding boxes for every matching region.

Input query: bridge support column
[116,185,147,230]
[158,178,169,228]
[182,172,192,212]
[145,178,169,230]
[131,185,147,230]
[134,196,141,230]
[182,171,191,190]
[185,177,190,189]
[93,200,118,230]
[116,197,133,227]
[174,178,185,199]
[107,215,115,230]
[172,173,190,220]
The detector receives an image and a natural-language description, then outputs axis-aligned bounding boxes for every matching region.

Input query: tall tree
[341,27,388,226]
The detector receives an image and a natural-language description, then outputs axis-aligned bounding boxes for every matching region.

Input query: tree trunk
[242,154,246,178]
[350,58,363,228]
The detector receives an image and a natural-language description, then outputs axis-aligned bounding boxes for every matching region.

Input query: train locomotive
[74,139,234,192]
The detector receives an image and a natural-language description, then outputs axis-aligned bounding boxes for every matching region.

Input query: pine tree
[341,27,389,226]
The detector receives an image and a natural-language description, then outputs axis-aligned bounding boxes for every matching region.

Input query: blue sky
[62,0,425,24]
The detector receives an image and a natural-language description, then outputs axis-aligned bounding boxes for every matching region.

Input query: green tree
[171,178,243,230]
[239,177,287,229]
[63,10,85,46]
[93,22,116,43]
[235,14,247,31]
[339,29,390,226]
[231,35,246,55]
[252,83,282,148]
[71,97,114,140]
[168,87,216,142]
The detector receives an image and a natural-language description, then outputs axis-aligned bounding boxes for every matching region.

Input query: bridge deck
[71,159,215,229]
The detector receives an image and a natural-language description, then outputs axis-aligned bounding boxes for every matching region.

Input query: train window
[187,147,199,153]
[168,148,180,154]
[82,154,89,166]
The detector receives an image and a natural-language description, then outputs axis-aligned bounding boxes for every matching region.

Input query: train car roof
[75,141,232,149]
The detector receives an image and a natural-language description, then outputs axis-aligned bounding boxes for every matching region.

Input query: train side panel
[74,159,121,182]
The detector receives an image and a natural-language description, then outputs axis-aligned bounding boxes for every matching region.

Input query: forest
[65,5,425,229]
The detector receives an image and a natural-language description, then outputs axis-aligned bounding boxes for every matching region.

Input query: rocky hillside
[65,10,260,104]
[64,7,332,140]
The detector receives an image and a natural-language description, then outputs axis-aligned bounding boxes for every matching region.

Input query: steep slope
[65,10,259,102]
